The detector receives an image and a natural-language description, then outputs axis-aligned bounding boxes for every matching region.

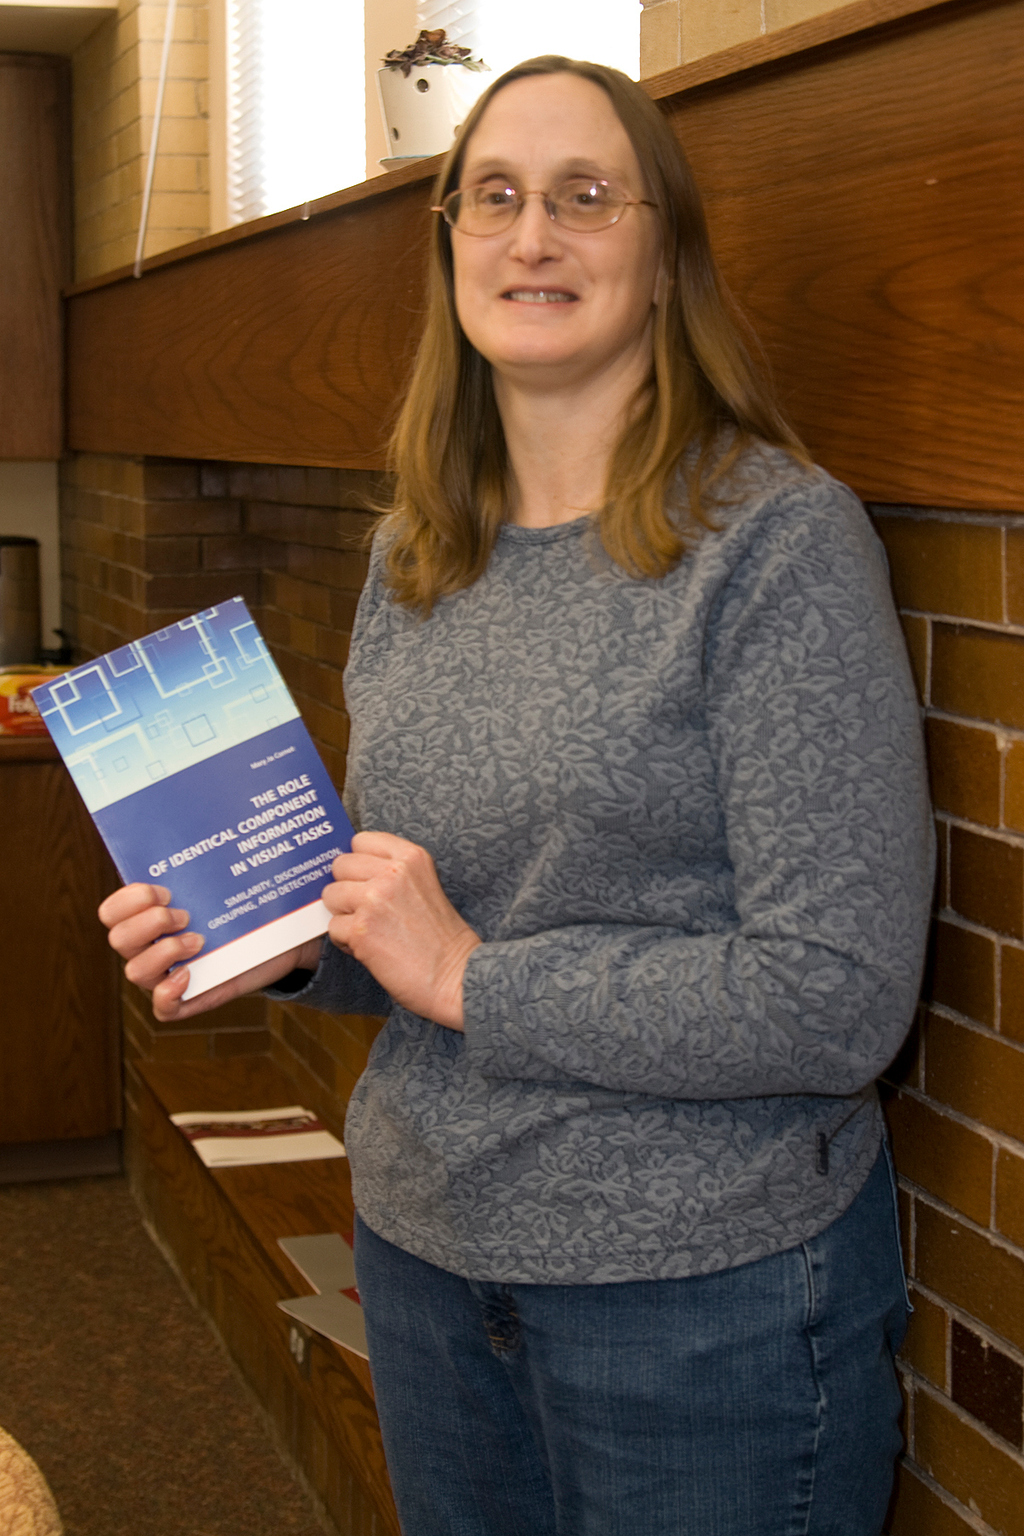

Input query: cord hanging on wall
[133,0,179,278]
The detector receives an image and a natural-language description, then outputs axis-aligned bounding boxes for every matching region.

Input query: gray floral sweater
[277,445,933,1284]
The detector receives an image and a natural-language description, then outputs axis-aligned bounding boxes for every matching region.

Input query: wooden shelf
[642,0,971,101]
[129,1054,398,1536]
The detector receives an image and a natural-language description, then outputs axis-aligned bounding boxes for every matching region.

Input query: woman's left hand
[321,832,481,1030]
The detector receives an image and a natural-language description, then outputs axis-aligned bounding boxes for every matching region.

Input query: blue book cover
[31,598,353,1000]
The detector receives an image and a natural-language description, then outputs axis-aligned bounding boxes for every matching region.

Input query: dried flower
[382,29,489,77]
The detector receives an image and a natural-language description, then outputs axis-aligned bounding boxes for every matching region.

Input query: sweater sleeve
[460,486,935,1100]
[264,938,391,1017]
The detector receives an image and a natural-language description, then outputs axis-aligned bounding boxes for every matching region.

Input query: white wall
[0,462,61,651]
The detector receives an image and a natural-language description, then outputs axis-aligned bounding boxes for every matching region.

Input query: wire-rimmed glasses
[432,178,657,237]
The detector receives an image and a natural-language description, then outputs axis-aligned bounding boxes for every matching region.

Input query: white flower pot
[377,65,489,160]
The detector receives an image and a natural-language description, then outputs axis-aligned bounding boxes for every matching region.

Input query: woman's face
[450,74,662,395]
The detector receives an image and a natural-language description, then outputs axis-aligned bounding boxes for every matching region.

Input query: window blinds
[226,0,265,224]
[225,0,365,225]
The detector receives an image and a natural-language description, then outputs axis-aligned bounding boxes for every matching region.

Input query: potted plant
[377,29,490,164]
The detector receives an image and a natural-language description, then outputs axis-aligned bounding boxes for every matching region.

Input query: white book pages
[181,899,331,1001]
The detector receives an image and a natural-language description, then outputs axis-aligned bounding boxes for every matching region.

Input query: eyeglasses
[432,178,657,237]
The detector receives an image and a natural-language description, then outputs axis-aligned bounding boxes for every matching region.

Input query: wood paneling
[128,1055,398,1536]
[66,153,446,296]
[66,175,434,471]
[0,53,70,460]
[664,0,1023,509]
[0,743,120,1142]
[64,0,1023,508]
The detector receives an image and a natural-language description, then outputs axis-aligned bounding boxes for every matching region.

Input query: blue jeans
[353,1147,909,1536]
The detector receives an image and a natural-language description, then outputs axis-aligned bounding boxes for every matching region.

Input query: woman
[101,57,933,1535]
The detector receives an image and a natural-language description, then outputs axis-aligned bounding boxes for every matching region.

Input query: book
[30,597,354,999]
[170,1106,346,1167]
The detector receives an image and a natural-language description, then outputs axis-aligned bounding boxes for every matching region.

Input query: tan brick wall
[873,507,1024,1533]
[640,0,845,75]
[72,0,209,282]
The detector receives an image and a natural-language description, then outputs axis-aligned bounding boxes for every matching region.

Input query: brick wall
[873,507,1024,1535]
[640,0,844,75]
[61,452,1024,1525]
[72,0,209,282]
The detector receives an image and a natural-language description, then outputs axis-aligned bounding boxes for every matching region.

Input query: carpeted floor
[0,1174,330,1536]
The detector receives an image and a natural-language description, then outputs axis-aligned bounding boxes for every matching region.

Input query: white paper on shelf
[277,1232,365,1358]
[170,1105,345,1167]
[278,1233,357,1293]
[278,1291,368,1360]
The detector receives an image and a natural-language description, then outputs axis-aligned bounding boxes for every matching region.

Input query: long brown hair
[383,55,806,612]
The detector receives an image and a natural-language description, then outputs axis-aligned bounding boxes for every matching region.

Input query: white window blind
[226,0,366,224]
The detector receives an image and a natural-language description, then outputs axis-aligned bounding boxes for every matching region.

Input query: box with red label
[0,666,67,734]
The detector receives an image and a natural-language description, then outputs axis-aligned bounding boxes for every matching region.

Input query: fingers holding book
[98,881,202,1013]
[97,882,314,1022]
[322,833,481,1031]
[99,882,193,965]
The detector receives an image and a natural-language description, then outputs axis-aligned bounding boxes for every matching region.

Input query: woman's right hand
[98,883,321,1023]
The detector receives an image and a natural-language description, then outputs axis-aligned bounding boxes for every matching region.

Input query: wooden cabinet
[0,53,70,460]
[0,738,121,1162]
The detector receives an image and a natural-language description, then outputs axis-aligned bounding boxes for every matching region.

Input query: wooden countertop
[0,734,59,762]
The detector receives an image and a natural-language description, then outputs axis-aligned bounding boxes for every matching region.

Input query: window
[223,0,365,224]
[477,0,640,78]
[213,0,640,229]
